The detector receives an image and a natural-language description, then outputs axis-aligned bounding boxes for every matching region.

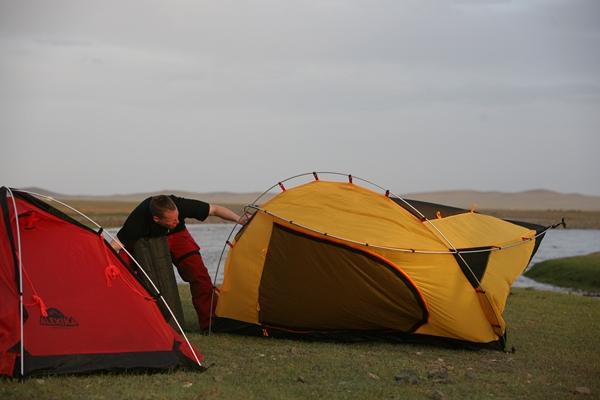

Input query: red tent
[0,187,203,377]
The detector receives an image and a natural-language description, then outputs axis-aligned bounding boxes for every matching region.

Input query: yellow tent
[215,173,554,348]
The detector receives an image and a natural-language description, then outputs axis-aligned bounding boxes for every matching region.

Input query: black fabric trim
[505,219,547,269]
[391,197,547,272]
[527,232,546,266]
[172,250,199,266]
[391,198,469,221]
[212,317,504,351]
[19,341,204,377]
[453,247,493,288]
[269,223,429,334]
[506,219,545,233]
[10,190,96,233]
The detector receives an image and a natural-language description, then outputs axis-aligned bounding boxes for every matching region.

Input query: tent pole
[6,188,25,379]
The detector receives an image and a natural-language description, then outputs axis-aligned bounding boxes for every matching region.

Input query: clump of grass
[525,252,600,292]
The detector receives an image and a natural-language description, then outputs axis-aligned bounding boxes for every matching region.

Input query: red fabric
[0,351,17,376]
[0,196,203,377]
[0,196,19,377]
[167,229,218,330]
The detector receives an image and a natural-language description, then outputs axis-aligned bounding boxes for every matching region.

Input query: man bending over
[113,195,247,331]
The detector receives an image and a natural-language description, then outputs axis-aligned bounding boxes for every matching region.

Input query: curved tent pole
[5,188,25,379]
[249,171,408,206]
[14,189,203,369]
[249,173,483,254]
[248,173,543,248]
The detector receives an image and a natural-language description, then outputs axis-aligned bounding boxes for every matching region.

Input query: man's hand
[238,212,252,225]
[210,204,252,225]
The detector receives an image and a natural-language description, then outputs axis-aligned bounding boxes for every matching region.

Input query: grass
[2,287,600,399]
[525,252,600,292]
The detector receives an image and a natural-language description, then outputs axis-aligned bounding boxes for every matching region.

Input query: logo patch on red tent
[40,308,79,328]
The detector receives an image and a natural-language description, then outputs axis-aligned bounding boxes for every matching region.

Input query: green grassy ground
[525,252,600,292]
[2,287,599,399]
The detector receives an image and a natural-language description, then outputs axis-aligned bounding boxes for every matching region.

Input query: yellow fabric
[481,240,535,315]
[215,212,273,324]
[263,181,447,251]
[425,212,533,249]
[476,289,505,337]
[377,250,497,342]
[419,212,536,339]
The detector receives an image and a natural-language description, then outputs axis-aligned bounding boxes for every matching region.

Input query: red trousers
[167,228,217,331]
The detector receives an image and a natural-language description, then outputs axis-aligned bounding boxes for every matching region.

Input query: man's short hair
[149,195,177,217]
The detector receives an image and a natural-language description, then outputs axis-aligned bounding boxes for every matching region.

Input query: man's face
[153,208,180,229]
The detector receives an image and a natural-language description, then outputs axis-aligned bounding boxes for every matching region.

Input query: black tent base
[9,342,205,378]
[211,317,505,351]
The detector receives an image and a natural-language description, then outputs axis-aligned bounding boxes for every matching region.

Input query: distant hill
[17,187,600,211]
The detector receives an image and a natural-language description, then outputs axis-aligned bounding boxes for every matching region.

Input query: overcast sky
[1,0,599,196]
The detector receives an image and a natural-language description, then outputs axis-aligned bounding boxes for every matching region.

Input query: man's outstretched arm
[209,204,249,224]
